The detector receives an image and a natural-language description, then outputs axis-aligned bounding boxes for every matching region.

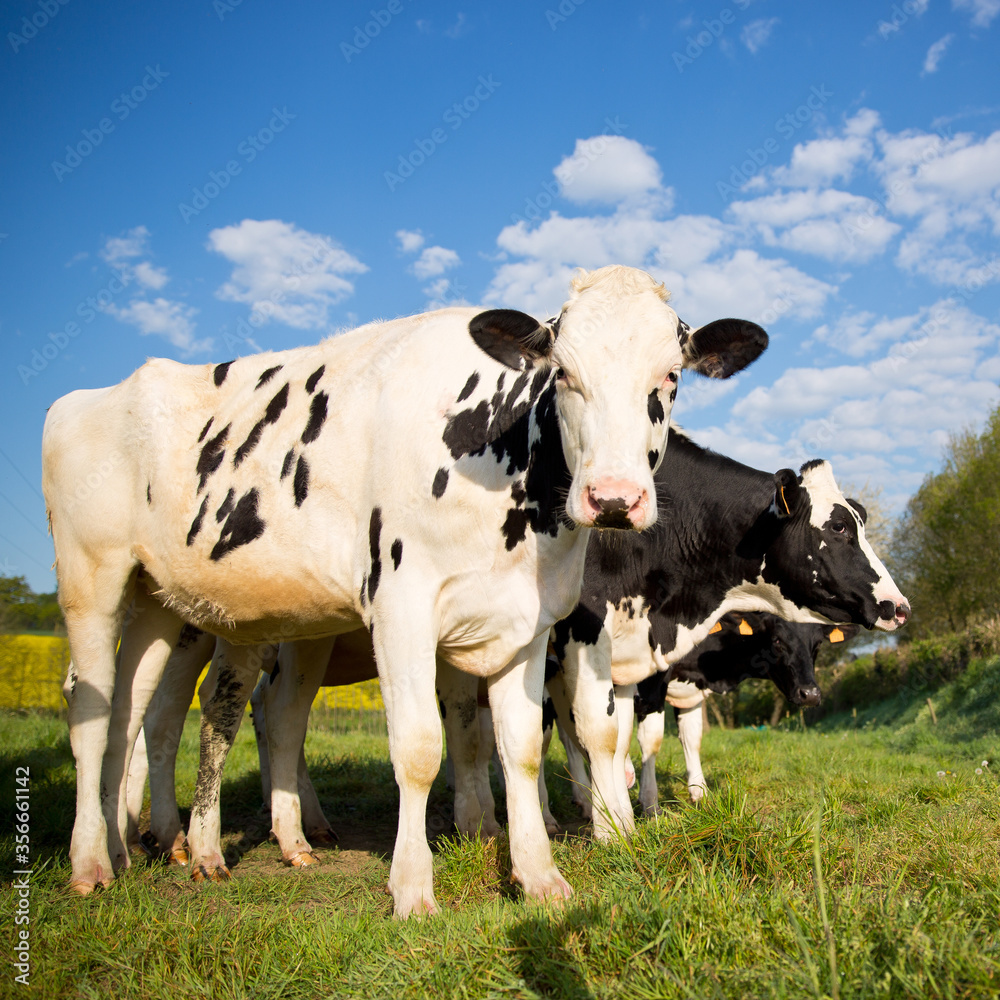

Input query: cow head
[469,266,768,531]
[758,461,910,631]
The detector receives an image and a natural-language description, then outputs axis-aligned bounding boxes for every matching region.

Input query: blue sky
[2,0,999,593]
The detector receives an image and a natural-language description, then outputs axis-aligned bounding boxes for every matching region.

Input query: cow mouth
[873,598,910,631]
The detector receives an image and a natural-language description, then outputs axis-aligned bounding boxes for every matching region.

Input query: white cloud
[769,109,881,188]
[133,261,169,290]
[105,298,208,353]
[101,225,151,267]
[396,229,425,253]
[953,0,1000,27]
[209,219,367,329]
[729,188,901,262]
[741,18,779,53]
[411,245,461,280]
[554,136,664,205]
[923,34,955,74]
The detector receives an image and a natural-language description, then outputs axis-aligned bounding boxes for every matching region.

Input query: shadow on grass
[507,902,600,1000]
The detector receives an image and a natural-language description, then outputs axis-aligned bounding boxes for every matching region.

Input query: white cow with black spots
[43,265,768,916]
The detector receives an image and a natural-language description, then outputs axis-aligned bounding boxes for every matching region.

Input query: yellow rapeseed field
[0,633,384,712]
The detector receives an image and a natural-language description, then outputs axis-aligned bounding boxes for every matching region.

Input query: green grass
[2,661,999,998]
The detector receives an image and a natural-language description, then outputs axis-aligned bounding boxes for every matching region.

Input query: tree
[888,404,1000,639]
[0,575,64,634]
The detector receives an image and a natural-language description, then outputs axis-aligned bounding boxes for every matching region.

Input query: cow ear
[469,309,557,371]
[772,469,802,519]
[847,498,868,525]
[681,318,769,380]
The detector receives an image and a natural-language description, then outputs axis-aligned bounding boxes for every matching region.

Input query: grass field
[1,657,999,999]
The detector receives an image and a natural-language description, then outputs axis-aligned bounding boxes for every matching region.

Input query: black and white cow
[626,613,859,812]
[546,425,909,835]
[43,265,767,915]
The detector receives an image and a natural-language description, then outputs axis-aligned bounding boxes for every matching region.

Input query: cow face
[470,266,767,532]
[761,461,910,631]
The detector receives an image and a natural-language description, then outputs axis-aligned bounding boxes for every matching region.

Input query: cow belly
[321,629,379,686]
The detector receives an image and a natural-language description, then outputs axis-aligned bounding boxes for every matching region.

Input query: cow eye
[665,371,679,384]
[831,521,849,535]
[555,367,567,381]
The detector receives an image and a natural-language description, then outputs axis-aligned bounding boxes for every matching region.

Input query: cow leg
[187,640,275,881]
[125,727,148,855]
[265,637,334,866]
[250,668,332,843]
[560,632,635,841]
[613,683,638,821]
[545,673,593,818]
[104,585,185,876]
[474,701,499,830]
[637,710,665,816]
[59,550,139,893]
[675,701,707,804]
[438,661,500,838]
[373,615,443,919]
[537,689,559,835]
[489,633,572,903]
[146,628,213,864]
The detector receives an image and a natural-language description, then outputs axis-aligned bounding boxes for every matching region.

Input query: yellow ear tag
[828,628,845,643]
[779,484,791,516]
[708,621,722,634]
[738,619,753,636]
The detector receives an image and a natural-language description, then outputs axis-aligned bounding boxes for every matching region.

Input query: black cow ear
[682,318,768,379]
[772,469,802,519]
[847,498,868,525]
[469,309,556,371]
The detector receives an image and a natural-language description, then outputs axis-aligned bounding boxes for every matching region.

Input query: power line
[0,490,50,541]
[0,446,45,503]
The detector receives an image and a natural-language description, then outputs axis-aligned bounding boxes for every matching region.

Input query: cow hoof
[390,891,440,920]
[307,827,337,846]
[169,847,190,866]
[284,851,320,868]
[523,872,574,904]
[544,821,560,836]
[191,863,230,883]
[128,840,151,859]
[68,877,111,895]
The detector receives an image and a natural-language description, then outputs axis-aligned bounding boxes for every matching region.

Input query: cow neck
[653,429,779,616]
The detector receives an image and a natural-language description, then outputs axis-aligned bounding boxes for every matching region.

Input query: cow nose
[794,685,822,707]
[584,479,649,529]
[879,599,910,625]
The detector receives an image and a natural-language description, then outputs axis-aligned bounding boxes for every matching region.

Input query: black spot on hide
[280,449,295,480]
[552,604,604,662]
[648,450,659,470]
[197,423,230,493]
[542,693,556,733]
[146,483,151,504]
[456,371,480,403]
[302,391,329,444]
[198,417,214,443]
[216,488,236,523]
[390,538,403,569]
[186,496,210,546]
[256,365,283,389]
[502,507,530,550]
[606,688,616,717]
[177,623,204,650]
[293,455,309,507]
[648,390,665,425]
[210,488,266,561]
[213,362,233,386]
[367,508,383,603]
[305,365,325,393]
[270,662,280,684]
[432,467,449,498]
[234,383,290,467]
